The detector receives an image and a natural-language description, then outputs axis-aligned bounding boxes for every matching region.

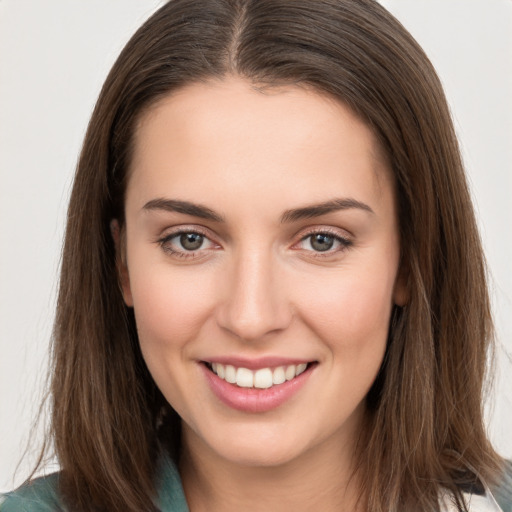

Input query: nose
[216,249,292,342]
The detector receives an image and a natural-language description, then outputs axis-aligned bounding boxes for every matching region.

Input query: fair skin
[116,77,405,511]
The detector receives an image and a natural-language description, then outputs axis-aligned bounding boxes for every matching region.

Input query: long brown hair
[42,0,502,510]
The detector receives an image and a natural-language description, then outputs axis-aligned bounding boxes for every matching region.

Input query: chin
[211,440,307,468]
[184,417,334,469]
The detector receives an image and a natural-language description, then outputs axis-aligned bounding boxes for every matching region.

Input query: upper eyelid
[295,225,353,241]
[158,225,215,241]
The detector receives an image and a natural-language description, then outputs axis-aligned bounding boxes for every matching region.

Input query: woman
[1,0,510,511]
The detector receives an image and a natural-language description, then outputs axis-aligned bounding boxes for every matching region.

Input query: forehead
[127,77,394,217]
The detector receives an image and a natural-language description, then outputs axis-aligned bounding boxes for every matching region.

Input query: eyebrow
[280,198,374,223]
[143,198,224,222]
[142,197,374,223]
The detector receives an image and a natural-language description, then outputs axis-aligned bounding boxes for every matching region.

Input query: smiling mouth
[204,362,315,389]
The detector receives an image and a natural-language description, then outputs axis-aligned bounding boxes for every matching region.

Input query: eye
[157,229,219,258]
[296,230,352,255]
[179,232,206,251]
[306,233,336,252]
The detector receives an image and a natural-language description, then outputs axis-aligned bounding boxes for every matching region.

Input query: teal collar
[156,454,189,512]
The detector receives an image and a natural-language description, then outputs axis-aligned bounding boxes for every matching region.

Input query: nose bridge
[217,243,291,341]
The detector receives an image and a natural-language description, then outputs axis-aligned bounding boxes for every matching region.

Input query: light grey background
[1,0,511,491]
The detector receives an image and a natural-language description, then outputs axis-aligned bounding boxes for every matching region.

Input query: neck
[179,425,366,512]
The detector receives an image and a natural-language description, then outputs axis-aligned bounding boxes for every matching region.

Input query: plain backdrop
[1,0,511,492]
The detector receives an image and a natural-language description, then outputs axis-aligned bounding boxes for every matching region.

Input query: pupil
[311,234,334,252]
[180,233,203,250]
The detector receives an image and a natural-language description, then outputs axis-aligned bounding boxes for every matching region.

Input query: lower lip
[201,363,314,413]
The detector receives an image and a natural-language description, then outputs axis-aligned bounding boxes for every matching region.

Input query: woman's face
[120,78,405,468]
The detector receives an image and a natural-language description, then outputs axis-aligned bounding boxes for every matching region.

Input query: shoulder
[155,454,189,512]
[0,473,64,512]
[442,461,512,512]
[492,460,512,512]
[1,455,189,512]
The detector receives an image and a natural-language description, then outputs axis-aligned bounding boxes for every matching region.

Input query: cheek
[128,264,216,352]
[301,268,395,342]
[127,266,218,418]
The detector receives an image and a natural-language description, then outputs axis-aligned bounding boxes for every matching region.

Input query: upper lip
[201,356,315,370]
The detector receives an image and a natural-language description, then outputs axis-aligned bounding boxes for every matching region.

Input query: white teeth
[285,365,296,381]
[210,362,310,388]
[236,367,254,388]
[296,363,307,376]
[225,364,236,384]
[254,368,273,389]
[272,366,286,385]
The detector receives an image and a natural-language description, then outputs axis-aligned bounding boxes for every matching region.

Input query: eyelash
[157,227,216,259]
[156,227,353,260]
[294,228,353,258]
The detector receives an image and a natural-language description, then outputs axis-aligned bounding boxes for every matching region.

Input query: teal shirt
[0,455,189,512]
[1,457,511,511]
[496,462,512,512]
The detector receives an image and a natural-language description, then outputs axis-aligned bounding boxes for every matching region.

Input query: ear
[393,259,409,307]
[110,219,134,307]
